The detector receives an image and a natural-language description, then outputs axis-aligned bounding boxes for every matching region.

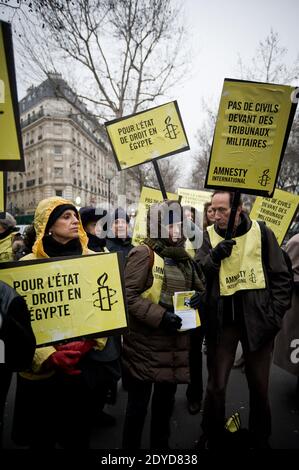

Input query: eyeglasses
[211,207,230,214]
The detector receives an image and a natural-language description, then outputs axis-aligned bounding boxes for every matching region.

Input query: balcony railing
[20,109,44,128]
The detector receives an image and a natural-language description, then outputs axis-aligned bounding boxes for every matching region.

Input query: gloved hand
[211,240,236,263]
[160,311,182,332]
[189,291,204,309]
[47,350,82,375]
[56,339,96,356]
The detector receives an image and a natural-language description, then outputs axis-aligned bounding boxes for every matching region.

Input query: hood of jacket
[32,196,89,258]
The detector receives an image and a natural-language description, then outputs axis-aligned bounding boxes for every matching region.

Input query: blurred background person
[203,201,215,231]
[79,206,107,252]
[183,205,205,415]
[79,205,120,426]
[274,232,299,397]
[0,213,19,262]
[13,224,36,260]
[106,208,133,259]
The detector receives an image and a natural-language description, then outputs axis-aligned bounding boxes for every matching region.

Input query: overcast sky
[171,0,299,149]
[3,0,299,179]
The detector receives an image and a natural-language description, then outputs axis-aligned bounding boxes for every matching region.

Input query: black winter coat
[106,237,133,259]
[0,281,36,370]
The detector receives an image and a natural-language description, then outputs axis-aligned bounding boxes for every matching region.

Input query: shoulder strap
[257,220,268,260]
[144,244,154,270]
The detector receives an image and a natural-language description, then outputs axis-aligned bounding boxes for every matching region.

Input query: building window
[38,125,43,140]
[19,182,23,189]
[73,178,77,185]
[38,177,43,184]
[54,123,63,135]
[56,189,63,197]
[54,145,62,154]
[54,167,63,177]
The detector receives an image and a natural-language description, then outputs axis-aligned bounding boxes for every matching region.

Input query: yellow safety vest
[0,233,14,262]
[208,221,265,296]
[142,251,165,304]
[185,238,196,259]
[142,249,201,328]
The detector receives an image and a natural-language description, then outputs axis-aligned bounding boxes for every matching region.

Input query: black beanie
[79,206,107,228]
[45,204,78,234]
[113,208,130,224]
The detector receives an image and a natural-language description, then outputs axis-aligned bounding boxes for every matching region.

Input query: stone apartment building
[7,73,140,216]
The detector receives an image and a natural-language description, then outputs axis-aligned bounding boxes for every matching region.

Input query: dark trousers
[13,373,92,449]
[202,323,273,446]
[12,358,120,449]
[0,368,12,448]
[122,375,177,449]
[186,328,204,403]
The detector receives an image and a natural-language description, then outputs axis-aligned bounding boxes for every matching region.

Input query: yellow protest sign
[178,188,213,210]
[0,253,127,346]
[132,186,179,246]
[250,188,299,245]
[0,172,5,212]
[105,101,189,170]
[0,21,24,171]
[205,79,297,196]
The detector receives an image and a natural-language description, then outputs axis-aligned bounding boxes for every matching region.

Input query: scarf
[87,232,105,252]
[144,237,205,309]
[42,235,83,258]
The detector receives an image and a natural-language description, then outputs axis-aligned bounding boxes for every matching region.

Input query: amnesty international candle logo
[0,253,128,346]
[164,116,179,139]
[258,169,271,187]
[93,272,118,311]
[248,268,257,284]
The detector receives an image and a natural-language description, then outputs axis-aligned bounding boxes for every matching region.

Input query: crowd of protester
[0,191,298,450]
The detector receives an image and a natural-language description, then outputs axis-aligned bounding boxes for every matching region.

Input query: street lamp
[105,168,115,208]
[75,196,81,210]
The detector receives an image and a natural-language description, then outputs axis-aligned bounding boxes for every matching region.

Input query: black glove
[189,291,204,309]
[160,311,182,332]
[211,240,236,263]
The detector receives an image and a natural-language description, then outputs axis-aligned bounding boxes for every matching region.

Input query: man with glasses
[195,191,292,449]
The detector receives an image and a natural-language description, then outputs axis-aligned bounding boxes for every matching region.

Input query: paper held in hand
[173,291,201,331]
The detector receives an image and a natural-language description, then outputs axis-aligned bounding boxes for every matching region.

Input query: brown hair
[212,191,243,208]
